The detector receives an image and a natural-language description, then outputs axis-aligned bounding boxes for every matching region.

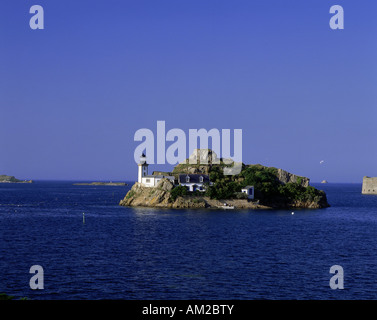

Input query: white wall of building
[141,175,175,188]
[141,176,155,187]
[180,183,206,192]
[241,186,254,200]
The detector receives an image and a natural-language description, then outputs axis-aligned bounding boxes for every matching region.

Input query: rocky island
[119,149,329,210]
[0,175,33,183]
[73,182,127,186]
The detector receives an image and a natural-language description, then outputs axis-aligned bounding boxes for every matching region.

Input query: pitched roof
[179,174,210,184]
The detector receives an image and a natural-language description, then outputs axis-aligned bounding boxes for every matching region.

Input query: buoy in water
[291,212,294,215]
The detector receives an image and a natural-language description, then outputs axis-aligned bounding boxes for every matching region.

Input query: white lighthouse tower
[138,153,148,183]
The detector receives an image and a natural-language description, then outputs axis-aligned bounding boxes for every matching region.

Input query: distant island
[0,175,33,183]
[73,182,128,186]
[120,149,329,210]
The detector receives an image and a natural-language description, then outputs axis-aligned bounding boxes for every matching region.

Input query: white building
[241,186,254,200]
[138,154,175,187]
[179,174,210,192]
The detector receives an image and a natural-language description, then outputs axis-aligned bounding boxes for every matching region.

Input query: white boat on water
[220,203,234,210]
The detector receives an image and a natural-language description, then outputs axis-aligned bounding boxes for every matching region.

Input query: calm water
[0,181,376,300]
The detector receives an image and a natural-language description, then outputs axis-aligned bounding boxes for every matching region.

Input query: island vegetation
[168,164,327,207]
[120,150,329,210]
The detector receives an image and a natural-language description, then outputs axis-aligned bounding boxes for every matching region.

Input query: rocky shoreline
[120,149,330,210]
[119,179,329,210]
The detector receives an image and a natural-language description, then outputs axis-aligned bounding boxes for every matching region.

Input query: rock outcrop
[172,149,224,175]
[120,179,329,210]
[277,169,309,187]
[120,179,265,209]
[119,179,207,209]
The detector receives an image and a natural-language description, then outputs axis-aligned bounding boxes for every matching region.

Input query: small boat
[220,203,234,210]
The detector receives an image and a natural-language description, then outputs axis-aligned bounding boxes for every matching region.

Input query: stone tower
[362,176,377,194]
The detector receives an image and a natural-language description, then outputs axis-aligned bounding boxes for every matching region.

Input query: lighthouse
[138,153,148,183]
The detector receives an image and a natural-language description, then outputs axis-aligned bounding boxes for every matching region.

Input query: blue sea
[0,182,376,300]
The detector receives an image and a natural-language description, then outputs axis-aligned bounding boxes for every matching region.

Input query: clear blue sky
[1,0,376,183]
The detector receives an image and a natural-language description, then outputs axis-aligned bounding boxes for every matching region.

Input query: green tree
[170,185,188,201]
